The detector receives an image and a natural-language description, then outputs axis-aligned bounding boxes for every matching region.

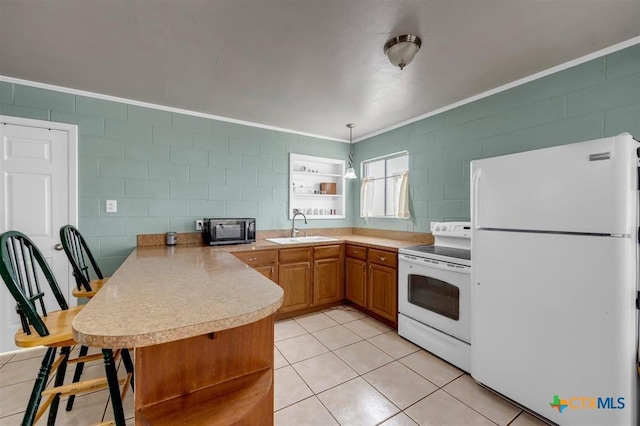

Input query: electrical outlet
[106,200,117,213]
[195,220,204,231]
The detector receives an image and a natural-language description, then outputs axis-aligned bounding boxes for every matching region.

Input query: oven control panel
[430,221,471,238]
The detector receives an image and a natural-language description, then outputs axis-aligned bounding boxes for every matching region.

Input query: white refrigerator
[471,133,639,425]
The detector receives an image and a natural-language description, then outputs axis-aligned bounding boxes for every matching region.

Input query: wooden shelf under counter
[135,316,275,425]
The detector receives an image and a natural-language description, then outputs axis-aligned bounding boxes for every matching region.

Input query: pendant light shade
[384,35,422,70]
[345,123,357,179]
[344,167,357,179]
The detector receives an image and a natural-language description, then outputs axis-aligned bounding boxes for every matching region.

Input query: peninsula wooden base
[134,316,275,425]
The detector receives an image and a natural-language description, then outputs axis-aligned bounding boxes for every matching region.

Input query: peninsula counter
[72,246,284,425]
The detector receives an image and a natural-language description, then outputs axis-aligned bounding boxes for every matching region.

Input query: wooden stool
[0,231,133,425]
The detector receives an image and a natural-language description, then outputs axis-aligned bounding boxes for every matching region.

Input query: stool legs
[65,345,89,411]
[23,347,56,426]
[103,349,126,426]
[46,346,70,425]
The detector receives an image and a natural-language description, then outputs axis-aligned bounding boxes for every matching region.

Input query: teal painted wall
[1,44,638,272]
[353,44,640,232]
[0,86,350,274]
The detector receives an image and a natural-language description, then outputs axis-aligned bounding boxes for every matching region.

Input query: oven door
[398,254,471,343]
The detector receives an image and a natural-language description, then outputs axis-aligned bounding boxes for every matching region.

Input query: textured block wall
[353,44,640,232]
[0,87,350,273]
[1,44,638,271]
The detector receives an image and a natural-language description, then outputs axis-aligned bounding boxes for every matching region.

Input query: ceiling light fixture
[384,34,422,70]
[344,123,357,179]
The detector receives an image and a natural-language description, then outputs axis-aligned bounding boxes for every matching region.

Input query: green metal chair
[0,230,131,426]
[59,225,109,299]
[59,224,135,412]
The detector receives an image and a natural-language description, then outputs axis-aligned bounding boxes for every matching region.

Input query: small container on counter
[166,232,177,246]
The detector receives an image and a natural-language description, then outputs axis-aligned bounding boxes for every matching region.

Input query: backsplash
[136,228,434,247]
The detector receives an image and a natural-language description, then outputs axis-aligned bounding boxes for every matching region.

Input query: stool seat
[15,305,84,348]
[71,278,109,299]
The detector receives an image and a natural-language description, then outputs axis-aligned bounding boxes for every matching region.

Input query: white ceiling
[1,0,639,141]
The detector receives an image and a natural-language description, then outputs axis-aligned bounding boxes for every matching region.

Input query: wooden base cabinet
[345,245,398,324]
[345,257,366,306]
[367,263,397,322]
[135,316,275,425]
[234,243,397,324]
[278,248,312,313]
[232,249,277,282]
[313,244,344,305]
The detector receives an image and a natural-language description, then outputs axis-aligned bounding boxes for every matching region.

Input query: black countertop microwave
[202,218,256,246]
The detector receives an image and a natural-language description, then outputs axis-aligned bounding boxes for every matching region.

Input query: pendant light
[344,123,357,179]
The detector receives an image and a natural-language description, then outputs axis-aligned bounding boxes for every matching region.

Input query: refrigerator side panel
[471,133,637,235]
[471,230,637,426]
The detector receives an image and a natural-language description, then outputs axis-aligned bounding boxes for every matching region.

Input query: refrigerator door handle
[472,168,482,229]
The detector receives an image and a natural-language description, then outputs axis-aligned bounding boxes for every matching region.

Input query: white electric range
[398,221,472,372]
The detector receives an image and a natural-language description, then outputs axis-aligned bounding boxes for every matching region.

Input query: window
[361,152,409,218]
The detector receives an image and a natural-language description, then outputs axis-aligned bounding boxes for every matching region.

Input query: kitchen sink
[265,236,338,244]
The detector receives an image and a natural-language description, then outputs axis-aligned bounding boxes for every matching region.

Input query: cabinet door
[368,263,397,323]
[313,258,343,305]
[278,261,312,313]
[253,264,276,281]
[345,257,367,307]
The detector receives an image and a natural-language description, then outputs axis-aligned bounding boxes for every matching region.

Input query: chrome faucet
[291,212,308,237]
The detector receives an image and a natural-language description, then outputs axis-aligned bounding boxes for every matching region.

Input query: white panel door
[0,119,77,353]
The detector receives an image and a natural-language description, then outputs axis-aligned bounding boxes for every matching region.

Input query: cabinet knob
[369,265,373,274]
[362,263,366,272]
[247,257,258,261]
[377,256,386,262]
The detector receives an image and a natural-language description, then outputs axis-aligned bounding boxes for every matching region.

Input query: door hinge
[636,291,640,310]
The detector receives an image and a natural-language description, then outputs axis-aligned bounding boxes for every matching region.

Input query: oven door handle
[400,254,469,272]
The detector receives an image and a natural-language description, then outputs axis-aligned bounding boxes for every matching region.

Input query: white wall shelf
[289,153,345,219]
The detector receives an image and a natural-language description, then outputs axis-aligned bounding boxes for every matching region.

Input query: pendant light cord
[348,125,354,167]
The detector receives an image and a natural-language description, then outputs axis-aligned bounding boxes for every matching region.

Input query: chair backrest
[59,225,104,292]
[0,231,68,336]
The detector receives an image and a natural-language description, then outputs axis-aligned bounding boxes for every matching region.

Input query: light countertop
[72,246,284,349]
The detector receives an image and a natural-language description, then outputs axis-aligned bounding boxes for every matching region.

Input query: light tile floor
[0,305,549,425]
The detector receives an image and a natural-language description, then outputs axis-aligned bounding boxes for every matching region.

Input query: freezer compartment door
[472,230,637,425]
[471,133,638,235]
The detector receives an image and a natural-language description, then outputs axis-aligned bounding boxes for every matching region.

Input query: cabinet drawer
[232,249,276,266]
[368,248,397,267]
[345,244,367,260]
[279,247,312,263]
[313,244,341,260]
